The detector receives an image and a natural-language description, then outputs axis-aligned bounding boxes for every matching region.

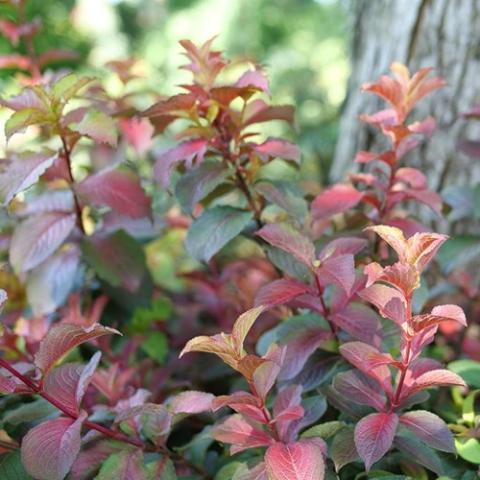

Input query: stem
[391,295,413,408]
[60,136,86,234]
[234,167,263,229]
[314,272,338,338]
[17,3,41,81]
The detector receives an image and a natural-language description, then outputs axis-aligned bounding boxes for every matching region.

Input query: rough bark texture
[332,0,480,196]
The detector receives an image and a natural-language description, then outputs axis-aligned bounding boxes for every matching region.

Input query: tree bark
[332,0,480,195]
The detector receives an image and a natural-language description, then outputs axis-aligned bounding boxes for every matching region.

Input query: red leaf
[359,283,406,325]
[236,69,270,94]
[394,167,427,189]
[311,184,363,220]
[75,169,151,219]
[256,223,315,267]
[21,414,85,480]
[255,279,311,308]
[9,212,76,273]
[35,323,119,374]
[243,99,295,126]
[119,117,154,155]
[42,353,101,414]
[168,390,214,415]
[399,410,455,452]
[317,254,355,296]
[265,440,325,480]
[253,138,300,164]
[406,369,466,396]
[212,414,273,454]
[333,370,386,411]
[354,412,398,471]
[0,150,57,205]
[339,342,393,393]
[317,237,368,261]
[154,138,207,187]
[431,304,467,327]
[0,374,18,394]
[331,303,381,345]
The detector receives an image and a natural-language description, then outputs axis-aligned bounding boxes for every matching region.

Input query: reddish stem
[314,271,338,339]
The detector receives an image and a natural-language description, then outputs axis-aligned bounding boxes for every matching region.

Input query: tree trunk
[332,0,480,195]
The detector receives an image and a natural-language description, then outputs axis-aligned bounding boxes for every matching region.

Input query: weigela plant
[0,2,477,478]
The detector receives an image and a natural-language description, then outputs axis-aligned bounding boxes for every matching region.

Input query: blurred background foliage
[0,0,350,183]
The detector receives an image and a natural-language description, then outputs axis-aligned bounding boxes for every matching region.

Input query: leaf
[407,369,466,396]
[255,279,311,308]
[70,109,117,146]
[119,118,154,155]
[331,303,381,344]
[95,449,146,480]
[9,212,76,273]
[399,411,455,453]
[331,427,359,471]
[5,108,49,141]
[81,230,147,292]
[21,415,85,480]
[212,414,273,454]
[311,184,363,220]
[455,438,480,465]
[243,99,295,126]
[253,138,301,164]
[354,412,398,471]
[394,434,444,475]
[0,150,57,205]
[301,421,345,440]
[317,254,355,296]
[430,304,467,327]
[168,391,214,415]
[185,206,253,262]
[141,331,168,364]
[333,370,386,410]
[35,323,118,374]
[265,441,325,480]
[232,306,266,354]
[254,181,308,219]
[358,283,406,326]
[26,245,81,316]
[0,451,32,479]
[43,352,101,414]
[145,456,177,480]
[236,69,270,93]
[154,138,208,187]
[256,223,315,267]
[51,74,94,103]
[175,161,229,214]
[447,360,480,387]
[75,170,151,219]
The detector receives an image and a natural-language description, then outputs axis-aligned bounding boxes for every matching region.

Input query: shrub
[0,2,478,479]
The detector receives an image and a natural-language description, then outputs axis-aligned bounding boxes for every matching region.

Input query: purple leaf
[354,412,398,471]
[255,279,311,308]
[264,440,325,480]
[75,169,151,219]
[253,138,300,164]
[21,414,85,480]
[154,138,207,187]
[43,353,101,414]
[9,212,76,273]
[399,410,455,452]
[311,184,363,220]
[168,390,214,415]
[0,150,57,205]
[256,223,315,267]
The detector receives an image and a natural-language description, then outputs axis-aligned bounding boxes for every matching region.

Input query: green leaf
[70,109,117,146]
[255,180,308,219]
[455,438,480,464]
[145,457,177,480]
[462,390,480,425]
[215,462,243,480]
[3,398,58,426]
[301,421,346,439]
[331,426,359,472]
[448,360,480,387]
[0,451,33,479]
[185,206,253,262]
[5,108,50,140]
[95,449,146,480]
[175,161,230,214]
[436,236,480,274]
[51,74,94,103]
[141,331,168,364]
[81,230,147,292]
[130,297,172,333]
